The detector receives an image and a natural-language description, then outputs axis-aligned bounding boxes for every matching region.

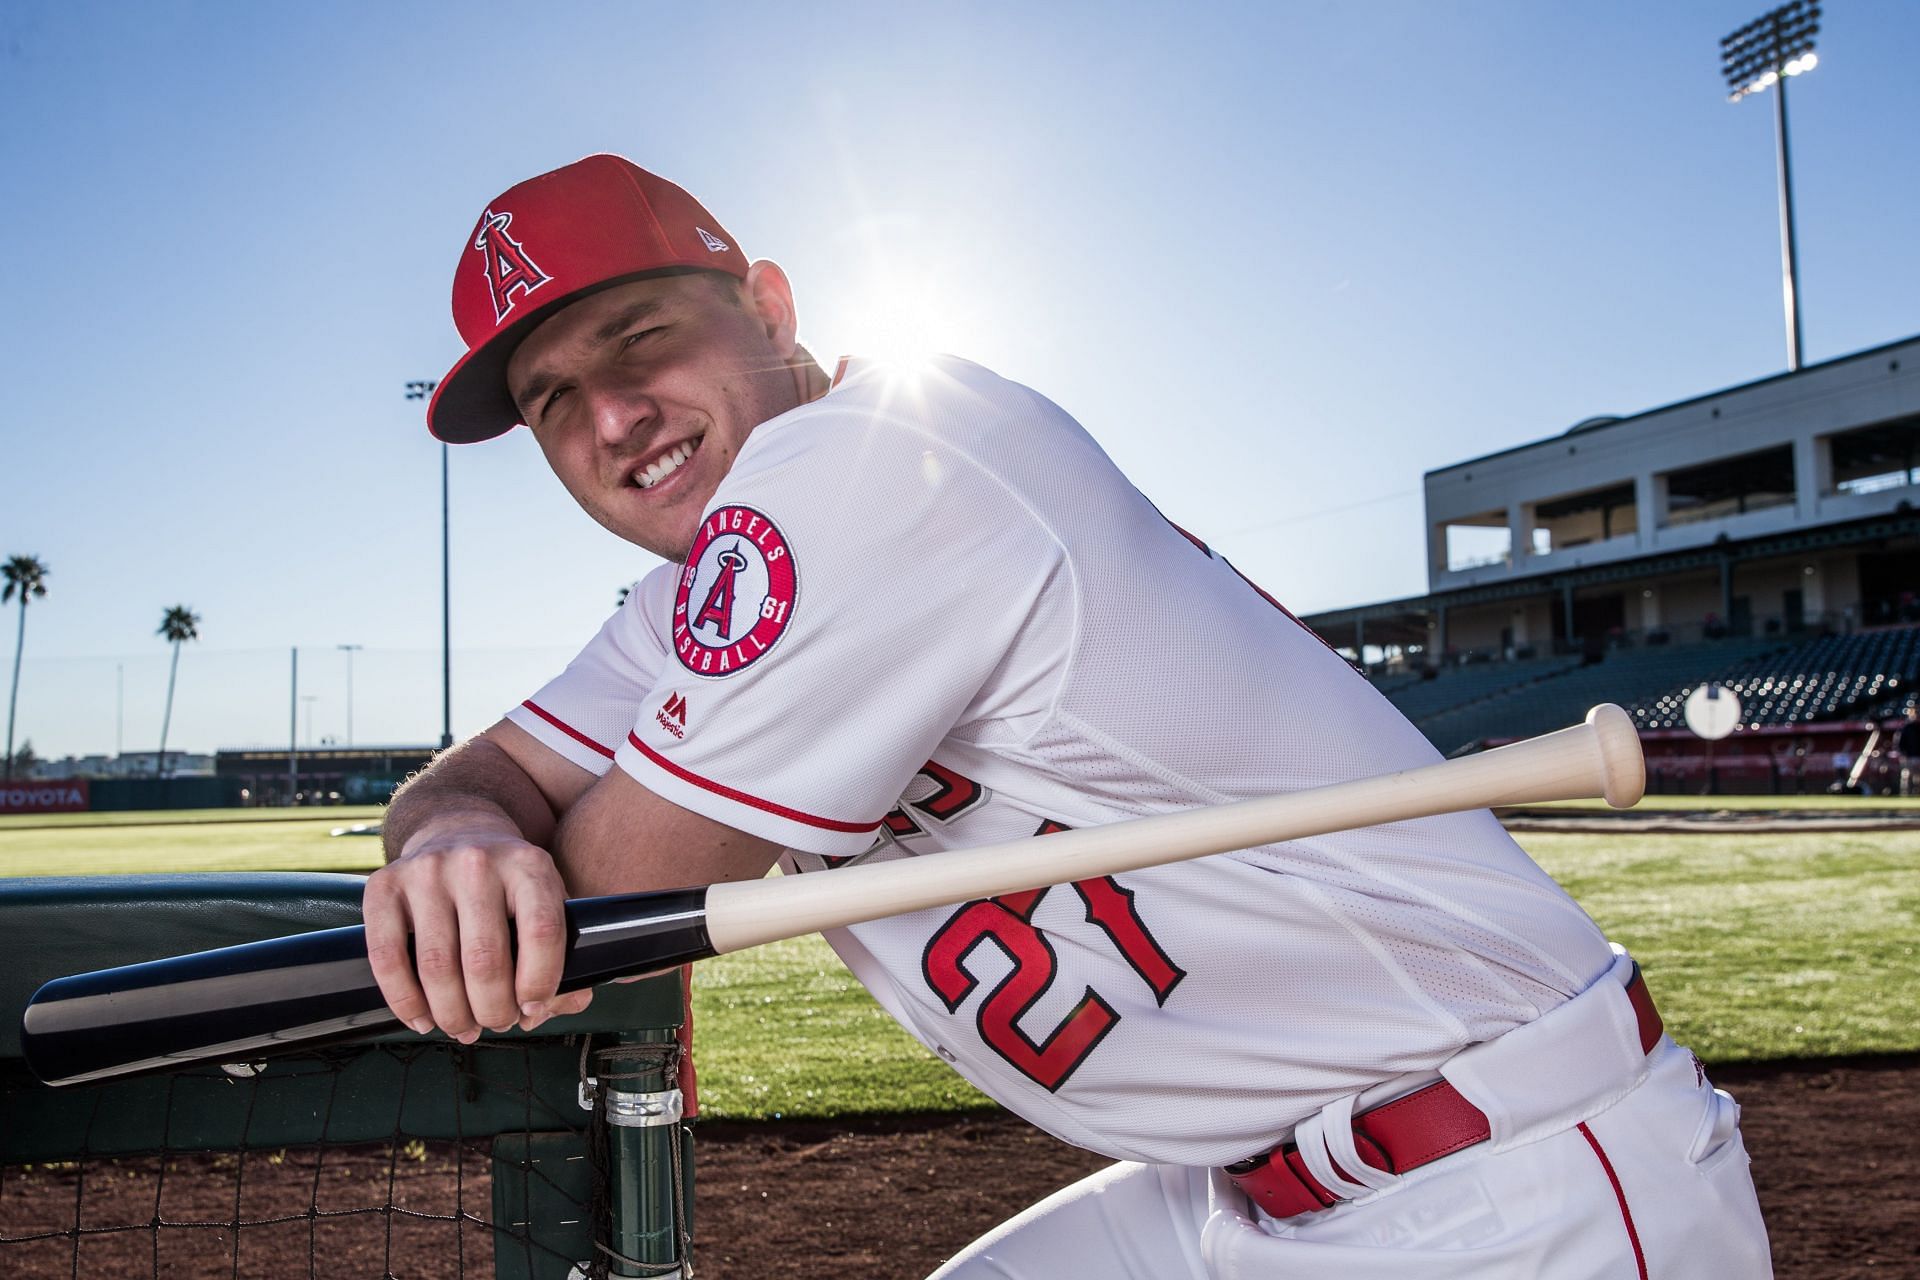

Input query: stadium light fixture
[404,380,453,750]
[1721,0,1820,371]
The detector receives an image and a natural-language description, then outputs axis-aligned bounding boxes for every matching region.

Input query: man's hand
[363,717,784,1043]
[364,817,592,1042]
[366,723,598,1041]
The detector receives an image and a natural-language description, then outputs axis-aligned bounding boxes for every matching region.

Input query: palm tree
[156,605,202,779]
[3,555,49,781]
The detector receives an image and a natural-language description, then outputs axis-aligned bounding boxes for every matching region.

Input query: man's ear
[743,260,799,357]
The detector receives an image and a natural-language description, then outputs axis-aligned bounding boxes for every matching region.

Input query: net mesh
[0,1037,639,1280]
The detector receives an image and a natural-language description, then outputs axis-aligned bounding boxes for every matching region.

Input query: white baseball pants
[930,960,1771,1279]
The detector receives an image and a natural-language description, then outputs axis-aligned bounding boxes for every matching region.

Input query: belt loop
[1309,1092,1400,1196]
[1295,1095,1393,1200]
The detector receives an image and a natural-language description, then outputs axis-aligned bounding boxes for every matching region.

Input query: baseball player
[366,154,1773,1278]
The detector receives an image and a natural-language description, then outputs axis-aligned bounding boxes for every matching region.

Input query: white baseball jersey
[508,355,1617,1168]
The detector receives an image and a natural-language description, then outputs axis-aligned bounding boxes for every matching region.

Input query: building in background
[29,752,216,780]
[1302,333,1920,791]
[1308,333,1920,668]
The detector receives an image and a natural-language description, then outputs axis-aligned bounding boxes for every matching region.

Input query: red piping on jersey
[626,732,879,834]
[830,355,852,388]
[1577,1122,1649,1280]
[520,700,616,759]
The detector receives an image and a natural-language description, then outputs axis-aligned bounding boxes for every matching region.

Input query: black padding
[2,875,367,1061]
[1,874,683,1062]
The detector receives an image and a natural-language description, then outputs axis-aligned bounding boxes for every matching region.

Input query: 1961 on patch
[673,505,797,677]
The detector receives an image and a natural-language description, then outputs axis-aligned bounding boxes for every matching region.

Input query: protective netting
[0,1034,682,1280]
[1,1139,499,1278]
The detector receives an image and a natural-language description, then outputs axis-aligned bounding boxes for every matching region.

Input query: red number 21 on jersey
[920,822,1186,1092]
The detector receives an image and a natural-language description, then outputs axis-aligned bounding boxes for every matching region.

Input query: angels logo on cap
[472,209,551,322]
[674,505,797,677]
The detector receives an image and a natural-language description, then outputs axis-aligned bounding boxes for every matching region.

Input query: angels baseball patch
[674,505,797,677]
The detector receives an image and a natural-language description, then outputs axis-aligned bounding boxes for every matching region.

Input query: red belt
[1226,965,1664,1221]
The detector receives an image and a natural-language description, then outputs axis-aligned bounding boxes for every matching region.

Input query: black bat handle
[20,887,715,1087]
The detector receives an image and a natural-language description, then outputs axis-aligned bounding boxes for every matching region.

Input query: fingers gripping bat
[21,706,1643,1087]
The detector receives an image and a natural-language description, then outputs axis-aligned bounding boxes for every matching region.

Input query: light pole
[1721,1,1820,371]
[337,643,362,747]
[405,379,452,749]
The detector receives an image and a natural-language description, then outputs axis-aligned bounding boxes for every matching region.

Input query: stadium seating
[1364,671,1427,698]
[1362,626,1920,757]
[1378,654,1584,724]
[1865,687,1920,722]
[1406,637,1788,755]
[1633,624,1920,730]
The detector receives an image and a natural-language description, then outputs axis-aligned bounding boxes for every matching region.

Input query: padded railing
[0,874,690,1280]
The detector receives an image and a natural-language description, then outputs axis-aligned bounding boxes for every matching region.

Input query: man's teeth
[636,438,700,490]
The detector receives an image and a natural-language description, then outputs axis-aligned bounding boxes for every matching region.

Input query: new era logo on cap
[427,155,751,445]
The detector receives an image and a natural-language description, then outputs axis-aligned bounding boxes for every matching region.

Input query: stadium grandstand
[1302,333,1920,794]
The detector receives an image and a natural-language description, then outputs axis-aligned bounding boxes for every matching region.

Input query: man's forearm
[382,734,561,862]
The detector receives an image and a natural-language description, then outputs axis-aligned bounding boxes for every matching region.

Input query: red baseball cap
[427,154,750,443]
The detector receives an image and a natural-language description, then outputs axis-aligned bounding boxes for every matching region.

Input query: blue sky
[3,1,1915,759]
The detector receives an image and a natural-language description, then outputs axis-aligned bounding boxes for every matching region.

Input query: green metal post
[595,1031,690,1278]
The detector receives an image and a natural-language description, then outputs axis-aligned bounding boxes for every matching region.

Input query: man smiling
[506,271,824,560]
[368,154,1770,1278]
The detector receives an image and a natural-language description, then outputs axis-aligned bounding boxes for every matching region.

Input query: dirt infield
[3,1055,1913,1277]
[693,1054,1920,1280]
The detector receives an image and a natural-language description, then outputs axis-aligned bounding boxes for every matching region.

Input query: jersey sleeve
[615,401,1069,856]
[504,563,678,773]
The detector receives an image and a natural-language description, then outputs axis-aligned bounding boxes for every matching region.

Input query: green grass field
[686,825,1920,1117]
[0,807,387,875]
[2,804,1914,1119]
[0,806,388,831]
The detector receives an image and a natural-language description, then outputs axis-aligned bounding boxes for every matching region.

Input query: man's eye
[623,327,662,350]
[543,387,569,415]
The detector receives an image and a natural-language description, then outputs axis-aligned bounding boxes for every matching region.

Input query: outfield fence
[0,875,691,1279]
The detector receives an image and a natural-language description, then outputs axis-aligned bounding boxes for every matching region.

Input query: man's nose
[585,382,656,448]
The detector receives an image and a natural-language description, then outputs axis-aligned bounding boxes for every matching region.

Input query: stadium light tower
[336,643,361,748]
[405,379,453,750]
[1721,0,1820,371]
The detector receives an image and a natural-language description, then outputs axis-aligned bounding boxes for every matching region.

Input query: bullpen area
[1,802,1914,1278]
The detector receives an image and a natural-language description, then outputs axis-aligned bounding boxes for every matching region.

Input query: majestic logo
[472,208,552,322]
[696,227,731,254]
[674,505,796,677]
[655,692,689,739]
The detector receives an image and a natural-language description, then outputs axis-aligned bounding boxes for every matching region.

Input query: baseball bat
[21,705,1643,1087]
